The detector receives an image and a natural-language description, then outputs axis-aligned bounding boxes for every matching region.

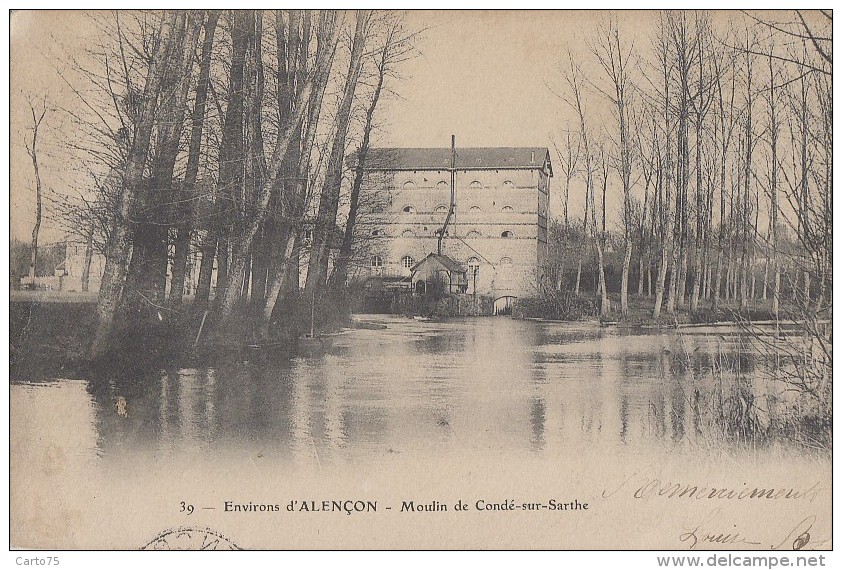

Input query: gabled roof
[410,253,467,275]
[358,147,552,175]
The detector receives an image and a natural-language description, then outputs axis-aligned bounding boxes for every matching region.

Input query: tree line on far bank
[545,11,830,326]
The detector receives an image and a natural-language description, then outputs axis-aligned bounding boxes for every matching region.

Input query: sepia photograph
[8,7,833,554]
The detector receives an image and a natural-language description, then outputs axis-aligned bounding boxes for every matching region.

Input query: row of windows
[370,255,512,268]
[401,180,517,190]
[372,228,517,238]
[401,205,515,213]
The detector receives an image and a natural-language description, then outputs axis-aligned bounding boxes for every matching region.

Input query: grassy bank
[513,290,797,326]
[11,296,98,380]
[9,289,356,380]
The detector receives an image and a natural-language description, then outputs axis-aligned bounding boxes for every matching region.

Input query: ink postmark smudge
[142,527,241,550]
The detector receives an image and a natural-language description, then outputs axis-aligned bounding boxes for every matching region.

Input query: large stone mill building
[358,146,552,310]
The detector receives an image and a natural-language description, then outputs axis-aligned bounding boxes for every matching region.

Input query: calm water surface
[12,316,802,468]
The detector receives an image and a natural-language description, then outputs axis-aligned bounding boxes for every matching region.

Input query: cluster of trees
[47,10,417,357]
[547,11,831,326]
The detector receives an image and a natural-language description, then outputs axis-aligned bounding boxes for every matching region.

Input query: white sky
[7,9,806,243]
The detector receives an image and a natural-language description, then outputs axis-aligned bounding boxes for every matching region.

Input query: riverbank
[10,292,363,380]
[8,290,810,380]
[512,290,795,327]
[11,294,97,380]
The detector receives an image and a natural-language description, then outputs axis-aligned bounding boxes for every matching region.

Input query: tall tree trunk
[330,30,389,288]
[304,11,370,295]
[690,122,704,312]
[263,11,338,331]
[637,255,645,296]
[712,125,727,311]
[574,193,588,295]
[125,13,202,313]
[653,35,672,320]
[212,10,251,309]
[739,44,754,313]
[221,13,341,320]
[767,54,780,318]
[244,11,269,306]
[90,12,178,358]
[172,10,220,305]
[81,222,94,292]
[26,99,47,280]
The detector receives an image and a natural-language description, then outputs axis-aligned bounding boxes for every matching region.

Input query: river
[10,316,831,549]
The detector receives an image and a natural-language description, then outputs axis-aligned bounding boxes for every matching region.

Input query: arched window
[436,181,449,190]
[469,180,483,189]
[303,228,313,240]
[370,255,383,268]
[502,180,515,189]
[467,257,480,270]
[371,228,384,237]
[435,205,449,214]
[401,229,415,237]
[500,257,513,265]
[401,255,415,269]
[402,205,416,213]
[501,205,514,212]
[501,230,515,238]
[466,230,482,238]
[403,180,416,189]
[469,205,482,213]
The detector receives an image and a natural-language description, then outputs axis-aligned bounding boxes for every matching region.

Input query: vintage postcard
[8,8,833,553]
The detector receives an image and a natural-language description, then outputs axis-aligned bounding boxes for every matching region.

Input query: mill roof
[358,147,552,175]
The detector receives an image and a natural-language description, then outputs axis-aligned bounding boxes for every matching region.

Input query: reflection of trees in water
[530,397,546,451]
[648,330,827,450]
[619,395,629,444]
[82,322,820,461]
[86,368,165,454]
[86,361,303,457]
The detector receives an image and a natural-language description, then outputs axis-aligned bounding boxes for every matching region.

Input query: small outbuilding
[410,253,468,295]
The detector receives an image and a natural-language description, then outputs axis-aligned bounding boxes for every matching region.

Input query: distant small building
[61,241,105,292]
[12,240,104,293]
[410,253,468,295]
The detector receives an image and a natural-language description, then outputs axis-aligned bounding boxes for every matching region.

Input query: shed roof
[410,253,467,275]
[358,147,552,175]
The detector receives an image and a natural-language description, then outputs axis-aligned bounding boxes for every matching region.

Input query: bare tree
[688,13,714,312]
[763,46,782,316]
[304,10,372,296]
[564,57,609,315]
[652,16,675,320]
[739,28,756,312]
[124,11,203,314]
[262,10,342,333]
[329,15,410,289]
[24,95,48,281]
[552,128,581,231]
[710,38,739,312]
[219,12,343,319]
[91,12,180,358]
[591,19,635,316]
[171,10,220,305]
